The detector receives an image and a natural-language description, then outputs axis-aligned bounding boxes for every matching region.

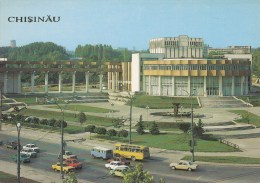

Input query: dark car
[5,141,19,149]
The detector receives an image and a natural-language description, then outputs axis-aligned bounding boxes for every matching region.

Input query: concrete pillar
[45,72,49,93]
[188,76,191,96]
[31,72,35,93]
[172,76,175,96]
[59,72,63,93]
[204,76,207,97]
[113,69,116,92]
[219,76,223,96]
[245,76,248,94]
[99,74,103,92]
[72,71,76,93]
[148,75,151,95]
[3,72,8,94]
[85,72,89,93]
[241,76,244,95]
[158,76,161,96]
[231,76,235,96]
[17,71,22,93]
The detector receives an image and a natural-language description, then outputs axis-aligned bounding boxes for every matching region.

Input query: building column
[148,75,151,95]
[72,71,76,93]
[59,72,63,93]
[85,72,89,93]
[17,71,22,93]
[113,69,116,92]
[241,76,245,95]
[99,74,103,92]
[172,76,175,96]
[204,76,207,97]
[219,76,223,96]
[188,76,191,96]
[231,76,235,96]
[45,72,49,93]
[158,76,161,96]
[3,72,8,94]
[245,76,248,94]
[31,72,35,93]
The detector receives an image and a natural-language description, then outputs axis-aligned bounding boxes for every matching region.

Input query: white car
[23,144,40,153]
[105,161,127,170]
[59,151,77,160]
[21,148,37,158]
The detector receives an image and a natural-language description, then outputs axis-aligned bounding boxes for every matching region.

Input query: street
[1,132,260,183]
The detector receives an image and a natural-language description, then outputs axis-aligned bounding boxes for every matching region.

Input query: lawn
[131,95,199,109]
[17,108,113,127]
[237,96,260,107]
[229,110,260,127]
[0,171,39,183]
[47,104,112,113]
[182,155,260,164]
[13,97,38,105]
[94,133,238,152]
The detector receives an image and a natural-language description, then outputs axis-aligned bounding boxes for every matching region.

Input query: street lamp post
[247,97,250,124]
[16,122,21,183]
[129,95,133,144]
[0,82,3,131]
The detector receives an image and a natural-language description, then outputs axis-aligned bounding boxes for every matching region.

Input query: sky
[0,0,260,51]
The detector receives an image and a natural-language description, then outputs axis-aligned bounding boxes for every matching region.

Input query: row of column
[3,71,104,94]
[145,76,248,96]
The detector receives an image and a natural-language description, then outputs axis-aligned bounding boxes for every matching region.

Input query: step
[205,128,260,139]
[204,124,255,132]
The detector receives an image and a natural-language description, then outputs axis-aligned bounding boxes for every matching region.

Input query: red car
[64,158,83,169]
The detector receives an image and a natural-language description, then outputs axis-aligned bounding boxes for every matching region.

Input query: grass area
[182,155,260,164]
[18,108,113,127]
[0,171,39,183]
[133,121,182,132]
[13,97,38,105]
[94,133,238,152]
[131,95,199,109]
[229,110,260,127]
[237,96,260,107]
[47,104,112,113]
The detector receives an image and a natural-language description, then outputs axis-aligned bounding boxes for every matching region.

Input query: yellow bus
[113,143,150,161]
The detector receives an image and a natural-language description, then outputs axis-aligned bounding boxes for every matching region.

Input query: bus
[91,147,113,160]
[113,143,150,161]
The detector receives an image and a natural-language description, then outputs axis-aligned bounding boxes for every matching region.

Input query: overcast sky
[0,0,260,51]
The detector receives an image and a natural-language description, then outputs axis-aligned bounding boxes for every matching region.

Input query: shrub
[78,112,87,124]
[149,122,160,135]
[136,115,145,135]
[194,119,205,138]
[54,120,62,127]
[107,129,117,137]
[85,125,96,133]
[48,118,57,127]
[40,119,48,125]
[118,129,128,138]
[178,122,191,133]
[15,114,24,121]
[94,127,107,135]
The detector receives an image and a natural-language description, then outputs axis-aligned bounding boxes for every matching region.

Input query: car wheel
[92,155,96,159]
[131,156,136,161]
[54,168,57,172]
[171,166,176,170]
[188,168,192,171]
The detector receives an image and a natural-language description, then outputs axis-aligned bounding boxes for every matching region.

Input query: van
[91,147,113,160]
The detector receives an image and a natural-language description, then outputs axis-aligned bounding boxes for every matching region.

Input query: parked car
[59,151,77,160]
[5,141,19,149]
[12,154,31,163]
[105,161,127,170]
[107,156,130,166]
[52,162,75,173]
[64,158,83,169]
[0,140,3,146]
[110,165,130,178]
[169,160,198,171]
[23,144,40,153]
[21,148,37,158]
[91,147,113,160]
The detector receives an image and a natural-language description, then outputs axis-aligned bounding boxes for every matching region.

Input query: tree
[106,129,117,138]
[149,122,160,135]
[78,112,86,125]
[85,125,96,133]
[94,127,107,135]
[172,103,180,117]
[123,163,154,183]
[136,115,145,135]
[62,172,78,183]
[178,122,191,133]
[194,119,205,138]
[118,129,128,138]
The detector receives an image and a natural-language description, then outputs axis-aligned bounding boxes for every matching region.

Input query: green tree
[118,129,128,138]
[178,122,191,133]
[194,119,205,138]
[78,112,86,125]
[62,172,78,183]
[252,48,260,82]
[149,122,160,135]
[136,115,145,135]
[94,127,107,135]
[106,129,117,138]
[123,163,154,183]
[172,103,180,117]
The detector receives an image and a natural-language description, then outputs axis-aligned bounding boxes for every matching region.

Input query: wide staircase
[199,96,249,108]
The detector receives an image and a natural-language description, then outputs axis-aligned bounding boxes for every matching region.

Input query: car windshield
[66,152,72,155]
[21,154,28,158]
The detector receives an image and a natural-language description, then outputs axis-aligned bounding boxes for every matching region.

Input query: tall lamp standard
[129,94,133,144]
[16,122,21,183]
[0,82,3,131]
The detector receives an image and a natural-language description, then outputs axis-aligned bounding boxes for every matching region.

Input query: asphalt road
[1,133,260,183]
